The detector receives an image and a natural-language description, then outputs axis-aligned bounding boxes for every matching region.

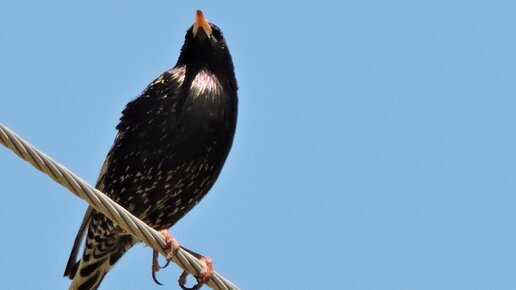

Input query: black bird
[64,10,238,290]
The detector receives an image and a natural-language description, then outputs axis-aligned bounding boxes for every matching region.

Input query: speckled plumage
[64,12,237,290]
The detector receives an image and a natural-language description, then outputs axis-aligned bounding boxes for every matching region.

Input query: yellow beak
[193,10,213,38]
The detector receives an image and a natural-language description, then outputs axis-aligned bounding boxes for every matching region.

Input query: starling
[64,10,238,290]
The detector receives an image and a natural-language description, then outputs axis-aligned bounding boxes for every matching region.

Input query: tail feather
[66,211,135,290]
[68,234,135,290]
[65,207,94,278]
[69,255,111,290]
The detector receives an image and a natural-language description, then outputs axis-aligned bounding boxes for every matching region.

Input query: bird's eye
[212,29,223,42]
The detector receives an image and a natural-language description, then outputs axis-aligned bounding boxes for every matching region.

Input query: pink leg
[178,246,213,290]
[152,229,180,285]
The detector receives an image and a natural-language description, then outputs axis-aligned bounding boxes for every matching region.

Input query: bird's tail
[68,254,111,290]
[66,233,135,290]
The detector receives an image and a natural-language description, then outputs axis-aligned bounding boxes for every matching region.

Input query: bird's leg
[178,246,213,290]
[152,229,180,285]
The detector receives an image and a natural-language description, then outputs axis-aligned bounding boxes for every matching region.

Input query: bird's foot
[152,229,180,285]
[178,247,213,290]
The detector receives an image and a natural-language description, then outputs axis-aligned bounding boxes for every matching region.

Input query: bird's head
[177,10,233,72]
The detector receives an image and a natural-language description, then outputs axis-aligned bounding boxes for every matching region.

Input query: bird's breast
[159,67,236,154]
[170,66,228,105]
[189,69,224,100]
[173,67,234,128]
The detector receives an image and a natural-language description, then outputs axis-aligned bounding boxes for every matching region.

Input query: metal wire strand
[0,123,239,290]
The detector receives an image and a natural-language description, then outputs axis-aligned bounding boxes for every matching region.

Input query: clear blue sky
[1,1,515,289]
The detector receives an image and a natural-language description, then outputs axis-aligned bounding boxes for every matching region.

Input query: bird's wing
[87,68,190,211]
[65,68,190,278]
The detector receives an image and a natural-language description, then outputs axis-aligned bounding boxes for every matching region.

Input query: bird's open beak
[193,10,213,39]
